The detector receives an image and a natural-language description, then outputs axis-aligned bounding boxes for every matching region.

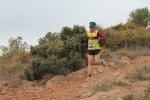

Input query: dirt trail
[0,56,150,100]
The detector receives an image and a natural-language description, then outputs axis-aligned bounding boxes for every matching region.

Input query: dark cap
[89,22,96,28]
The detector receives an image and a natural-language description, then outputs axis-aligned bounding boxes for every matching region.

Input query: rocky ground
[0,56,150,100]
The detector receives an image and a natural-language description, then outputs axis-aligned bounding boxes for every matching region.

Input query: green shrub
[104,27,150,51]
[24,25,87,80]
[24,23,150,81]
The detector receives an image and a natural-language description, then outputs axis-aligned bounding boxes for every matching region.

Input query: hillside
[0,56,150,100]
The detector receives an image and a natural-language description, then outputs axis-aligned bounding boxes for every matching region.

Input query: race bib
[89,42,95,48]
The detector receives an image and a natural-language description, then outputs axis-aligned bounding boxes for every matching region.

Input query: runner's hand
[81,39,85,44]
[98,39,102,45]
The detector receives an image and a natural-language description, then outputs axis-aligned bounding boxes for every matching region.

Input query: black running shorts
[87,49,100,55]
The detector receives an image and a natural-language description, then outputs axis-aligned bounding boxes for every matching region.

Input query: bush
[104,27,150,51]
[126,65,150,81]
[24,25,87,80]
[143,83,150,100]
[25,23,150,81]
[123,94,134,100]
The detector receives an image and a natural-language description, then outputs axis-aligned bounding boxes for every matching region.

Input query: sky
[0,0,150,46]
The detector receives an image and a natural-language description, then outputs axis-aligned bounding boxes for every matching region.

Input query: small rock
[3,82,8,86]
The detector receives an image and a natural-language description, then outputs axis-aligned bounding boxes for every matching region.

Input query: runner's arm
[97,31,106,41]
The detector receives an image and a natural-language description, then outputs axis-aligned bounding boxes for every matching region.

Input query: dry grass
[92,79,130,93]
[123,94,134,100]
[105,47,150,60]
[0,51,32,91]
[104,47,150,69]
[104,49,129,69]
[93,82,112,92]
[0,63,27,91]
[143,83,150,100]
[114,47,150,59]
[39,74,54,86]
[125,65,150,81]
